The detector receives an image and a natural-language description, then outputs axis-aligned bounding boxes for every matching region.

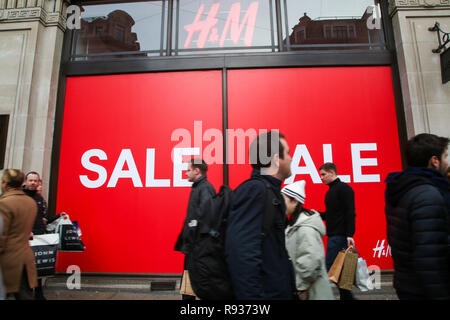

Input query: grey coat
[285,210,334,300]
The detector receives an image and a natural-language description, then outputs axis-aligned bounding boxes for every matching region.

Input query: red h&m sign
[184,1,259,48]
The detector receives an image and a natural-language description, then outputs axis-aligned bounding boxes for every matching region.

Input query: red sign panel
[227,67,401,269]
[56,71,223,273]
[56,66,400,273]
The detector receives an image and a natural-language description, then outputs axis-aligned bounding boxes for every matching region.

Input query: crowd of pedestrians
[176,131,449,300]
[0,131,448,301]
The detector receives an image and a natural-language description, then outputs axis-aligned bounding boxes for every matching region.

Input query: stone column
[389,0,450,138]
[0,0,71,197]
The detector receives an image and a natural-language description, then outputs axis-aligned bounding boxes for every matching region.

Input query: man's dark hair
[406,133,449,167]
[319,162,337,174]
[190,158,208,175]
[25,171,40,180]
[249,131,286,170]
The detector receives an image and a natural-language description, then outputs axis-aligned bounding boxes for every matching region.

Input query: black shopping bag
[59,224,85,251]
[29,234,59,277]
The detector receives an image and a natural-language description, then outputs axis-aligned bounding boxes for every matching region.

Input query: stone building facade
[0,0,69,196]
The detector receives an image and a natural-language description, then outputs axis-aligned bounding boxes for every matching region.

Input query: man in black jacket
[23,171,48,300]
[385,133,449,300]
[225,131,296,300]
[23,172,47,236]
[174,158,215,300]
[319,162,356,300]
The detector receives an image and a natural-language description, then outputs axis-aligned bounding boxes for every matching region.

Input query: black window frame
[0,115,9,170]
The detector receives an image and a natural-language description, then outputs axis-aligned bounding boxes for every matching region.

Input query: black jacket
[320,178,356,237]
[174,175,215,255]
[385,167,450,299]
[225,169,296,300]
[23,187,47,235]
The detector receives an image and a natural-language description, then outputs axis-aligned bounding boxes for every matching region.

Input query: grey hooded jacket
[285,210,334,300]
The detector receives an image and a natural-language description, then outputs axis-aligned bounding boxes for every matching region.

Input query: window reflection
[283,0,385,50]
[74,1,165,60]
[174,0,277,54]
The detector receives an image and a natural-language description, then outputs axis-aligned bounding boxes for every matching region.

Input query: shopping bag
[49,212,85,251]
[59,224,85,251]
[29,234,59,277]
[337,247,358,290]
[328,248,347,283]
[46,212,71,233]
[355,257,372,291]
[180,270,196,297]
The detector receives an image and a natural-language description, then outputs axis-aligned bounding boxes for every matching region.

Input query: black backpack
[188,177,278,300]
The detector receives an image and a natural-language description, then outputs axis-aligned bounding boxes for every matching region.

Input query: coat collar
[328,177,341,188]
[0,189,26,199]
[192,175,207,187]
[251,169,283,190]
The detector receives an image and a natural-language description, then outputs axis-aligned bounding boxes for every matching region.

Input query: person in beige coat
[282,180,334,300]
[0,169,38,299]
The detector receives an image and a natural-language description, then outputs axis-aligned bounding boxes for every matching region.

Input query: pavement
[41,271,398,300]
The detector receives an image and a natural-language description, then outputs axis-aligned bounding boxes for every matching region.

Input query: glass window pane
[74,1,166,60]
[282,0,385,50]
[174,0,277,55]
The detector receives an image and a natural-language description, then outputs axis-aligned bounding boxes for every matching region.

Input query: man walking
[0,169,38,300]
[225,131,296,300]
[319,162,356,300]
[174,158,216,300]
[385,133,449,300]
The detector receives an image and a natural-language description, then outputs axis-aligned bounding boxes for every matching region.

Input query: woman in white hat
[282,180,334,300]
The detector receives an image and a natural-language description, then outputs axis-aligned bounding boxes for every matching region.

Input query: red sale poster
[227,67,401,270]
[56,66,401,273]
[56,71,223,273]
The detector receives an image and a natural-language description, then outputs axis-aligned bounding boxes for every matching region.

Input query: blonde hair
[1,169,25,189]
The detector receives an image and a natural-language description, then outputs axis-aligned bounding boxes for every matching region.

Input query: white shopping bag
[355,257,373,291]
[29,233,60,247]
[29,234,60,277]
[46,212,72,233]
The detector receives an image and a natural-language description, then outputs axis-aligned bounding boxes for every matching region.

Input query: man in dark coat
[319,162,356,300]
[23,172,47,236]
[225,131,296,300]
[385,133,449,300]
[22,171,48,300]
[174,158,215,300]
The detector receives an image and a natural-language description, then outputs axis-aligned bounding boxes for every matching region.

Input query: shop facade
[0,0,449,275]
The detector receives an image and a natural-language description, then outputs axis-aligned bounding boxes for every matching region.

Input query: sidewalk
[42,272,398,300]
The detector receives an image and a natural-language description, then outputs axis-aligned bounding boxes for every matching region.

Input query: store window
[0,115,9,170]
[281,0,385,50]
[73,1,166,60]
[69,0,388,59]
[173,0,278,54]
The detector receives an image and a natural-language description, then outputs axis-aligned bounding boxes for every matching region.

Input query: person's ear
[428,155,440,169]
[273,153,280,169]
